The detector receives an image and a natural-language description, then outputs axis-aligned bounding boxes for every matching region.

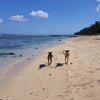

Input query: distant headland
[74,21,100,35]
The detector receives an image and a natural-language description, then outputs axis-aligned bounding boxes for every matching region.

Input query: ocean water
[0,34,73,77]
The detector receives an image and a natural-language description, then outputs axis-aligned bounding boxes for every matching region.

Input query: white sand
[0,36,100,100]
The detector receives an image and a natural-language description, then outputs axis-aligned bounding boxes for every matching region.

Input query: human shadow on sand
[39,64,46,69]
[39,63,65,69]
[55,63,64,67]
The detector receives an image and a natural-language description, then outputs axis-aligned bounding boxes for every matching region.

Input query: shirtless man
[62,50,70,64]
[47,52,53,66]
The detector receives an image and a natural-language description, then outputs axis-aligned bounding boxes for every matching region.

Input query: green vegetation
[74,21,100,35]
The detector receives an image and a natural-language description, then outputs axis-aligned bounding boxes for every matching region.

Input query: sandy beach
[0,36,100,100]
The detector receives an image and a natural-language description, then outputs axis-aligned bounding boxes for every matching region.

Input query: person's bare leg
[48,58,50,66]
[67,57,69,65]
[51,58,52,64]
[49,59,52,65]
[65,57,67,64]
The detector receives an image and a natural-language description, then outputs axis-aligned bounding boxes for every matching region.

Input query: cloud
[9,15,29,22]
[0,18,3,23]
[96,4,100,13]
[96,0,100,2]
[30,10,49,19]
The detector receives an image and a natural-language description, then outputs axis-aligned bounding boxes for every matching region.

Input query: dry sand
[0,36,100,100]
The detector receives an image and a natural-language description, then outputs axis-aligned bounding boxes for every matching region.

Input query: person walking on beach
[62,50,70,64]
[47,52,53,66]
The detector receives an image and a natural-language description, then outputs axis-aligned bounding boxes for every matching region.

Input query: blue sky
[0,0,100,35]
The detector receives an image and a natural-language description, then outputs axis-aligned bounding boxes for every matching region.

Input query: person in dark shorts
[47,52,53,66]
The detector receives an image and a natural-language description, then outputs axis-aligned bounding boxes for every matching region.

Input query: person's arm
[62,51,65,56]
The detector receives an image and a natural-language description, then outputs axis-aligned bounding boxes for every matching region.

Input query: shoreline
[0,36,69,88]
[0,35,68,73]
[0,35,100,100]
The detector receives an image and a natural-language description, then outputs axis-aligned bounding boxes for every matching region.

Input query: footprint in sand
[6,96,10,98]
[42,88,45,90]
[97,79,100,83]
[73,85,77,87]
[70,62,73,65]
[75,91,79,93]
[90,85,94,88]
[83,87,87,89]
[29,91,33,94]
[70,98,74,100]
[22,73,26,76]
[74,57,77,58]
[95,68,100,71]
[76,88,80,90]
[49,74,52,76]
[46,96,48,98]
[86,70,95,73]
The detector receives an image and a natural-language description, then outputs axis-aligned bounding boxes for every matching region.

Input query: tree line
[74,21,100,35]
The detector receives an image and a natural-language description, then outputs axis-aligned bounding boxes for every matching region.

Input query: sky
[0,0,100,35]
